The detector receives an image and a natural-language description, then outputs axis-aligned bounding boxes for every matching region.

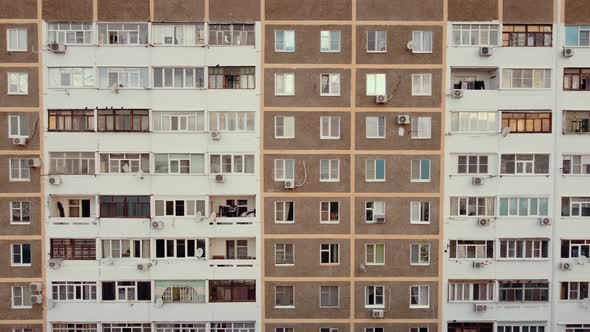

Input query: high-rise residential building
[261,1,443,332]
[0,0,44,331]
[444,0,590,331]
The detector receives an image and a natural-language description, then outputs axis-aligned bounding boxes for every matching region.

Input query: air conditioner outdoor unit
[472,177,483,185]
[30,295,43,304]
[560,262,573,271]
[211,131,221,140]
[48,176,62,185]
[371,309,385,318]
[376,95,387,104]
[48,258,62,269]
[30,283,42,292]
[478,218,490,226]
[284,180,295,189]
[539,217,551,226]
[102,257,114,265]
[215,174,224,183]
[137,263,151,271]
[474,304,488,312]
[49,42,66,53]
[28,158,41,168]
[472,261,485,268]
[479,46,493,56]
[563,48,574,57]
[12,137,27,146]
[374,214,385,224]
[397,115,411,125]
[151,221,164,229]
[452,89,464,98]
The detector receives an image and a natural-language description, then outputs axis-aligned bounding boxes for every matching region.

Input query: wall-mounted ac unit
[472,177,483,185]
[211,131,221,140]
[479,46,493,56]
[371,309,384,318]
[452,89,463,98]
[284,180,295,189]
[539,217,551,226]
[397,115,411,125]
[474,303,488,312]
[374,214,385,224]
[48,176,62,185]
[30,283,42,292]
[472,261,485,268]
[30,295,43,304]
[478,218,490,226]
[48,258,63,269]
[215,174,224,183]
[151,221,164,229]
[49,42,66,53]
[28,158,41,168]
[375,95,387,104]
[560,262,572,271]
[12,137,27,146]
[563,48,574,57]
[137,263,151,270]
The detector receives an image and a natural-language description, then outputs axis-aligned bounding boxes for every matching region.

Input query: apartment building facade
[0,0,44,332]
[444,0,590,331]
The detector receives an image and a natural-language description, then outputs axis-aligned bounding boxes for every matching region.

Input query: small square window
[366,116,385,138]
[411,31,433,53]
[320,116,340,139]
[274,159,295,181]
[320,201,340,224]
[275,116,295,138]
[320,73,340,96]
[8,114,29,138]
[7,28,27,51]
[11,286,32,308]
[275,285,295,308]
[8,72,29,95]
[409,285,430,308]
[10,201,31,224]
[410,201,431,224]
[275,243,295,265]
[365,285,385,308]
[366,74,386,96]
[367,30,387,52]
[365,201,385,223]
[275,201,294,223]
[275,30,295,52]
[320,159,339,182]
[320,30,341,52]
[366,159,386,182]
[275,73,295,96]
[410,243,430,265]
[11,243,31,266]
[411,116,432,139]
[412,74,432,96]
[411,159,431,182]
[366,243,385,265]
[319,285,339,308]
[9,158,31,182]
[320,243,339,264]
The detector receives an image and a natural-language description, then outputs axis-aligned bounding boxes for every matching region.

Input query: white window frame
[320,116,341,139]
[320,73,341,96]
[450,111,497,133]
[498,197,549,217]
[410,201,431,224]
[450,196,496,217]
[151,24,204,46]
[365,201,385,223]
[411,159,431,183]
[319,285,340,308]
[9,158,30,182]
[101,239,150,259]
[411,116,432,139]
[365,243,385,265]
[501,68,551,89]
[51,281,98,302]
[10,201,31,224]
[563,155,590,175]
[275,73,295,96]
[411,73,432,96]
[409,285,430,308]
[274,285,295,308]
[7,72,28,95]
[320,30,341,53]
[411,31,433,53]
[209,153,254,174]
[320,159,340,182]
[7,28,27,51]
[366,73,386,96]
[275,243,295,266]
[457,155,489,174]
[274,159,295,181]
[274,201,294,224]
[448,282,494,302]
[499,239,548,260]
[47,22,93,45]
[11,243,31,266]
[451,24,500,46]
[274,116,295,138]
[152,67,205,89]
[320,201,340,224]
[367,30,387,53]
[48,67,95,89]
[366,116,386,138]
[365,159,386,182]
[275,30,295,52]
[8,114,27,138]
[208,111,255,132]
[152,111,205,132]
[154,199,206,218]
[365,285,385,308]
[11,286,32,309]
[320,243,340,265]
[410,243,430,266]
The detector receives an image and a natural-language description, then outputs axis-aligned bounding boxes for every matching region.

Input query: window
[52,281,97,301]
[155,239,206,259]
[410,243,430,265]
[98,67,149,89]
[565,325,590,332]
[275,243,294,265]
[8,72,28,95]
[366,159,386,182]
[99,153,149,174]
[411,116,432,139]
[561,282,590,301]
[411,159,431,182]
[97,23,148,45]
[275,30,295,52]
[10,201,30,224]
[563,155,590,175]
[501,112,551,133]
[153,67,205,88]
[562,197,590,217]
[365,201,385,223]
[561,239,590,258]
[275,329,293,332]
[62,199,91,218]
[320,159,340,182]
[48,67,95,88]
[274,159,295,181]
[320,286,339,308]
[208,24,255,46]
[410,285,429,308]
[320,243,339,264]
[320,201,340,224]
[100,196,150,218]
[275,285,294,307]
[154,199,206,217]
[48,110,94,131]
[450,197,495,217]
[7,28,27,51]
[566,26,590,46]
[102,281,151,301]
[8,114,29,138]
[11,286,31,308]
[449,240,494,259]
[499,239,549,259]
[321,31,340,52]
[210,323,255,332]
[498,197,549,217]
[157,281,206,303]
[320,329,339,332]
[320,74,340,96]
[366,243,385,265]
[275,201,294,223]
[102,324,151,332]
[209,111,255,132]
[411,31,432,53]
[564,110,590,134]
[9,158,30,182]
[457,155,489,174]
[208,67,255,89]
[320,116,340,139]
[97,109,149,132]
[11,243,31,266]
[275,116,295,138]
[154,154,204,174]
[500,154,549,175]
[47,23,93,45]
[365,285,384,308]
[365,328,384,332]
[412,74,432,96]
[448,281,494,302]
[450,111,497,133]
[209,154,255,174]
[49,152,95,175]
[498,281,549,302]
[501,69,551,89]
[153,111,205,132]
[52,323,98,332]
[50,239,96,260]
[152,24,205,45]
[564,68,590,91]
[410,329,429,332]
[451,24,499,46]
[275,73,295,96]
[366,116,385,138]
[498,325,545,332]
[156,324,205,332]
[102,239,149,259]
[502,24,552,47]
[366,73,386,96]
[367,30,387,52]
[410,201,430,224]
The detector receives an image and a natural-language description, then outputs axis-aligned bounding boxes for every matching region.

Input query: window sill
[320,137,341,140]
[365,136,386,139]
[320,94,341,97]
[9,179,31,182]
[274,221,295,224]
[11,264,32,267]
[366,51,387,54]
[274,50,295,53]
[7,93,29,96]
[365,263,385,266]
[275,264,295,267]
[412,51,433,54]
[411,137,432,140]
[410,221,430,225]
[7,49,28,52]
[320,50,341,53]
[274,305,296,309]
[320,263,340,266]
[365,180,386,183]
[409,305,430,309]
[365,305,385,309]
[410,263,431,266]
[320,221,340,225]
[274,94,296,97]
[320,180,340,183]
[410,179,431,183]
[275,136,295,139]
[411,93,432,97]
[10,222,31,225]
[11,306,33,310]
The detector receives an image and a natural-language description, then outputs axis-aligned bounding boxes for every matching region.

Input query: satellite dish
[501,127,511,137]
[195,211,203,221]
[406,41,414,50]
[136,170,144,179]
[46,298,56,310]
[154,297,164,308]
[209,212,217,222]
[196,248,204,258]
[359,264,367,272]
